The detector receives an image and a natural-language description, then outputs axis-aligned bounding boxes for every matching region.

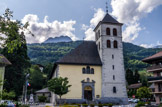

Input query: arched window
[113,28,117,36]
[106,28,110,35]
[82,68,86,74]
[113,87,117,93]
[87,66,90,74]
[114,40,118,48]
[107,40,111,48]
[91,68,94,74]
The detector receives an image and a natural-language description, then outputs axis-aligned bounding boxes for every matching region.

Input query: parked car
[0,100,16,107]
[132,99,139,103]
[128,98,139,103]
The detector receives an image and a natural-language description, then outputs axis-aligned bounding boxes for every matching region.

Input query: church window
[112,55,114,59]
[106,28,110,35]
[113,28,117,36]
[87,66,90,74]
[113,75,115,80]
[82,68,86,74]
[113,87,117,93]
[112,65,115,70]
[114,40,118,48]
[82,66,94,74]
[91,68,94,74]
[107,40,111,48]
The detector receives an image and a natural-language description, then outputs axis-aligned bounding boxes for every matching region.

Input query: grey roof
[94,13,122,31]
[0,54,11,65]
[102,13,120,24]
[56,41,102,66]
[35,88,50,93]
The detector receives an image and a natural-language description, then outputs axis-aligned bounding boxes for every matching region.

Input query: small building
[142,51,162,104]
[0,54,11,95]
[35,88,51,103]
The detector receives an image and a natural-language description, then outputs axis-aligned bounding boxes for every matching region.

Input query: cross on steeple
[106,2,108,13]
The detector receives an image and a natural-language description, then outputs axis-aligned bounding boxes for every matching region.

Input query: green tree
[2,90,16,100]
[0,8,33,53]
[29,65,44,92]
[136,87,151,100]
[126,69,134,85]
[134,69,140,84]
[47,77,71,100]
[0,9,31,98]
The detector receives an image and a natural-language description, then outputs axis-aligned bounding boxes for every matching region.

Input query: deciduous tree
[48,77,71,100]
[0,9,31,98]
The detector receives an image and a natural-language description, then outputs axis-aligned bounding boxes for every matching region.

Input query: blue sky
[0,0,162,47]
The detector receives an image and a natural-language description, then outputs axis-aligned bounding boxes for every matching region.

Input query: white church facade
[49,13,128,104]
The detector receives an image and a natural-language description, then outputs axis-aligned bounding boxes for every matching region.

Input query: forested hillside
[27,41,162,71]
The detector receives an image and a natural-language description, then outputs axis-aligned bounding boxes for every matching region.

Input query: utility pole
[24,73,30,104]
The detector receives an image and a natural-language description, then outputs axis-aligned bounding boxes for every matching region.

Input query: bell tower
[94,11,128,104]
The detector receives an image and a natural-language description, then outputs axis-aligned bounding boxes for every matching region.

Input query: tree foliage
[126,69,140,85]
[0,9,31,98]
[1,90,16,100]
[48,77,71,99]
[28,65,45,93]
[136,87,151,99]
[0,8,32,53]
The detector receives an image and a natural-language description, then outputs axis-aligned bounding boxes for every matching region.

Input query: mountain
[43,36,72,43]
[154,45,162,48]
[27,41,162,71]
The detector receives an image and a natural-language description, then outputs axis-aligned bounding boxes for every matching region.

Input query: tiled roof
[56,41,102,66]
[0,54,11,65]
[142,51,162,62]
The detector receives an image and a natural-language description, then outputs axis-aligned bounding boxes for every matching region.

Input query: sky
[0,0,162,48]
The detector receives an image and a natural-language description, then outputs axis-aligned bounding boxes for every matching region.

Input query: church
[49,12,128,104]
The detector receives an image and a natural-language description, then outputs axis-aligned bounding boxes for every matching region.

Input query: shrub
[90,104,94,106]
[135,101,145,107]
[98,104,103,107]
[0,103,7,107]
[38,96,47,102]
[82,104,88,107]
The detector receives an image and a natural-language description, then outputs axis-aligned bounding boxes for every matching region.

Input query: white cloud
[83,8,105,41]
[111,0,162,42]
[140,41,162,48]
[140,44,154,48]
[22,14,78,43]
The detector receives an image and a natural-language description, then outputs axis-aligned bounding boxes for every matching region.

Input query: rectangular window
[112,65,115,70]
[112,55,114,59]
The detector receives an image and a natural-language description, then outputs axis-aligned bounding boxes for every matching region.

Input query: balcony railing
[148,76,162,82]
[147,65,162,72]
